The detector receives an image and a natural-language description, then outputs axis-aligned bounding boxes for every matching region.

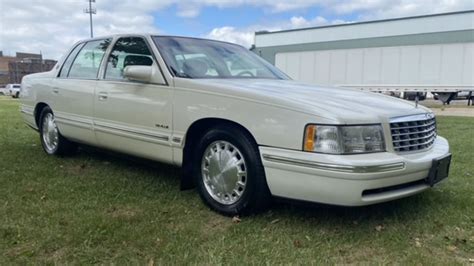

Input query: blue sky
[1,0,472,59]
[155,6,267,35]
[154,5,359,37]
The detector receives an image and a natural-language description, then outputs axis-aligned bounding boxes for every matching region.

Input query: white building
[254,11,474,101]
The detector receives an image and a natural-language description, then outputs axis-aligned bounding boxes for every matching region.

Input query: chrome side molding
[262,154,405,173]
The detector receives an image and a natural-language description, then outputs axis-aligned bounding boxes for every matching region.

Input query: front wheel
[194,125,272,215]
[39,107,76,156]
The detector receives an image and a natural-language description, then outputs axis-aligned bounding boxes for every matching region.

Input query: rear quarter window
[68,39,111,79]
[58,43,85,78]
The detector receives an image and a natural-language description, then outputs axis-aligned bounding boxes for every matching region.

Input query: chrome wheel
[41,113,59,153]
[201,140,247,205]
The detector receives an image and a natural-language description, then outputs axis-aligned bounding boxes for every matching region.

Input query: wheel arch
[180,117,259,190]
[34,102,50,128]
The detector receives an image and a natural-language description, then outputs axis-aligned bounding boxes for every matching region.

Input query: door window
[68,39,111,79]
[105,37,154,80]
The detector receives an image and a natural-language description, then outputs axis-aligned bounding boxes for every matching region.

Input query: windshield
[153,36,289,80]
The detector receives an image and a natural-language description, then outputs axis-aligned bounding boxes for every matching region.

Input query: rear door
[93,36,173,162]
[53,39,111,144]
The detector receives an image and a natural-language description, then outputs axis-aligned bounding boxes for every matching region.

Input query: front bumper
[260,136,450,206]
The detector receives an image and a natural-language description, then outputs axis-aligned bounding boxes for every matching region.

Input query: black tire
[15,92,19,98]
[39,106,77,156]
[193,124,272,215]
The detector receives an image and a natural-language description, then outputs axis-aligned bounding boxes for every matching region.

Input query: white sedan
[20,34,451,215]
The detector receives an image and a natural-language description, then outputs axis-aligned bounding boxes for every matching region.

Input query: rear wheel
[39,107,76,156]
[193,125,271,215]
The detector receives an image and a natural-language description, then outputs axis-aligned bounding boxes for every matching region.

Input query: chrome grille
[390,114,437,153]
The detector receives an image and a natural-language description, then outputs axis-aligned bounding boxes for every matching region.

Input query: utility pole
[84,0,96,38]
[39,50,43,72]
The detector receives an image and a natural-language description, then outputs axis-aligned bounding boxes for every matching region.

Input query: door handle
[52,88,59,94]
[98,92,108,101]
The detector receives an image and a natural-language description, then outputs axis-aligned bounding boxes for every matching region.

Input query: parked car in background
[20,34,451,215]
[6,84,21,98]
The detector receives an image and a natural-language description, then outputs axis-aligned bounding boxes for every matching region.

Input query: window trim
[59,38,112,81]
[57,42,85,79]
[102,36,169,86]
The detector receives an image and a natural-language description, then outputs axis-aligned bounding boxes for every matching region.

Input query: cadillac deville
[20,34,451,215]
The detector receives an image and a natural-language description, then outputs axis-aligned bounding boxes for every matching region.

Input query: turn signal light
[304,125,316,151]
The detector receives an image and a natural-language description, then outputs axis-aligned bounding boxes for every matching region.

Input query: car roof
[76,34,243,48]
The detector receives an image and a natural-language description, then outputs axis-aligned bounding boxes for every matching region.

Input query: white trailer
[275,42,473,103]
[253,11,474,104]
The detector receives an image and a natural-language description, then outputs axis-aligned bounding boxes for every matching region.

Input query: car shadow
[272,195,433,220]
[76,145,182,186]
[75,145,438,224]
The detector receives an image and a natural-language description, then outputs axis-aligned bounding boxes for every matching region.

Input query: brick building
[0,51,57,87]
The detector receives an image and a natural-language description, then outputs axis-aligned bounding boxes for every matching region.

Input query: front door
[93,36,173,163]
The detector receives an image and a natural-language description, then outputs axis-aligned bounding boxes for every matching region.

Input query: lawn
[1,96,473,264]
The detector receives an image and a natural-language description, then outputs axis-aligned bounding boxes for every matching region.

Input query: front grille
[390,114,437,153]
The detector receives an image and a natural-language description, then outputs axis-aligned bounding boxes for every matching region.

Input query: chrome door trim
[54,113,93,130]
[94,121,169,143]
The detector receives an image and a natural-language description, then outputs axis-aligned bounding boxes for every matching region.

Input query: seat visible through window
[105,37,154,80]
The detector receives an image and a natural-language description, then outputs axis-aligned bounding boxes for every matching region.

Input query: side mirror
[123,65,152,83]
[123,65,167,84]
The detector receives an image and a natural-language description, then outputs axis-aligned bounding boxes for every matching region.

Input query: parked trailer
[253,11,474,104]
[274,42,474,104]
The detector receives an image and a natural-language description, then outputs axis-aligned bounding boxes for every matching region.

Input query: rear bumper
[259,136,450,206]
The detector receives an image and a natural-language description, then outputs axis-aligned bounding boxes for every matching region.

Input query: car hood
[176,78,432,123]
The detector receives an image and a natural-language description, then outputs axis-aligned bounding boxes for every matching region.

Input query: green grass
[1,96,473,264]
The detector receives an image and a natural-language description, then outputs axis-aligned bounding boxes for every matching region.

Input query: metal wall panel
[380,47,400,84]
[440,44,464,84]
[346,49,364,84]
[275,43,473,87]
[314,52,330,85]
[419,45,442,84]
[463,43,474,85]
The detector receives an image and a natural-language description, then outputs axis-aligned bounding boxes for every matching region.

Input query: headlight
[304,124,385,154]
